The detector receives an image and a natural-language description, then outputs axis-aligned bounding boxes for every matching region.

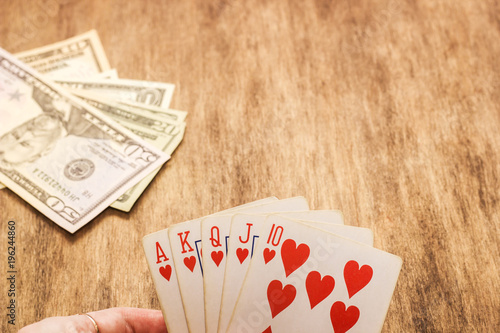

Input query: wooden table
[1,0,499,331]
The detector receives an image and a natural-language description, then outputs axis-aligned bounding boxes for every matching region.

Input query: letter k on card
[168,220,205,333]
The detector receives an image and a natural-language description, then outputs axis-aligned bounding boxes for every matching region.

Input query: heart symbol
[267,280,296,318]
[262,326,272,333]
[330,301,359,333]
[281,239,310,277]
[306,271,335,309]
[236,248,249,264]
[158,265,172,281]
[183,256,196,272]
[344,260,373,298]
[263,248,276,264]
[211,250,224,267]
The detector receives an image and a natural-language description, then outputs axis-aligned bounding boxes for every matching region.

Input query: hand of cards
[0,31,185,232]
[143,197,402,333]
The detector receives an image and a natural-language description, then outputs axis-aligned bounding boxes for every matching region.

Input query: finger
[18,314,95,333]
[87,307,167,333]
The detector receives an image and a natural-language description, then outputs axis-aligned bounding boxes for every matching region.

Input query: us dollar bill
[111,123,185,211]
[69,87,186,124]
[0,48,169,233]
[92,69,119,79]
[55,78,175,109]
[15,30,110,79]
[117,100,187,123]
[72,90,183,140]
[71,91,185,211]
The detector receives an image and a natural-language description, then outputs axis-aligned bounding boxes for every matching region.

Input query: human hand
[18,307,167,333]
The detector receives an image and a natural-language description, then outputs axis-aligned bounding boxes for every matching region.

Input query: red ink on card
[343,260,373,298]
[236,248,249,264]
[330,301,359,333]
[183,256,196,272]
[267,280,296,318]
[306,271,335,309]
[211,250,224,267]
[155,242,169,264]
[262,326,272,333]
[263,248,276,264]
[159,265,172,281]
[281,239,310,277]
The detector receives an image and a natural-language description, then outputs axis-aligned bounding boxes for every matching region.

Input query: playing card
[142,197,275,333]
[227,215,402,333]
[299,221,374,246]
[217,214,373,333]
[142,229,189,333]
[169,197,309,332]
[223,196,279,210]
[202,199,313,333]
[276,210,344,225]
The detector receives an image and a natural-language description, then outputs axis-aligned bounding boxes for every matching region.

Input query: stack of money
[0,30,186,232]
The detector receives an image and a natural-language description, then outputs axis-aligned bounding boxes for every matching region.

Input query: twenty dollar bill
[0,48,169,233]
[56,78,175,109]
[73,90,185,211]
[15,30,110,79]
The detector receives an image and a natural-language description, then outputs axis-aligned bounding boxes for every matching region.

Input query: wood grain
[1,0,499,331]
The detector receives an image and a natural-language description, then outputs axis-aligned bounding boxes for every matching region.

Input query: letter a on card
[142,230,189,333]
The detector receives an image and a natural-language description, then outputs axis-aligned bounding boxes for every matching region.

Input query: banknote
[0,32,113,193]
[72,90,182,136]
[0,48,169,232]
[15,30,110,79]
[69,88,186,124]
[111,122,185,212]
[55,78,175,109]
[92,69,119,79]
[72,90,185,212]
[117,100,187,123]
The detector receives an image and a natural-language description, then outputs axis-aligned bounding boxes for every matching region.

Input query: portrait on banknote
[0,86,112,170]
[0,49,169,232]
